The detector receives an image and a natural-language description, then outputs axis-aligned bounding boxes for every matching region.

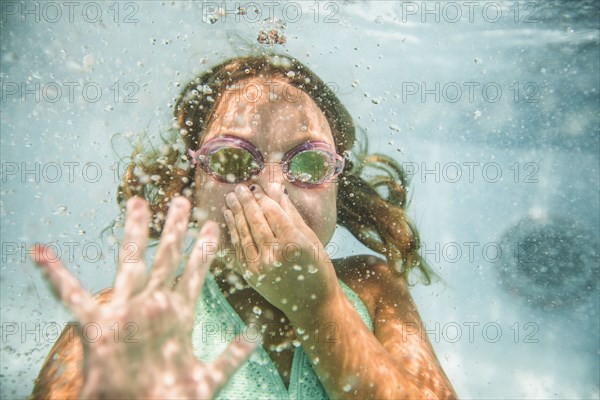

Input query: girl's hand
[31,197,256,399]
[222,183,340,319]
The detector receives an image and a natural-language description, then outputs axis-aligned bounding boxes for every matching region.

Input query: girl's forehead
[201,78,335,152]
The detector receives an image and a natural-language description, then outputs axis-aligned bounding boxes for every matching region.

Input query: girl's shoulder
[332,254,402,285]
[331,255,410,321]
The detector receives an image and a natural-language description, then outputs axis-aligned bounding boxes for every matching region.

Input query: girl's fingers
[113,197,150,303]
[178,220,220,303]
[231,185,275,245]
[147,196,191,292]
[30,244,96,322]
[223,209,245,276]
[260,181,310,231]
[278,186,324,245]
[249,184,295,239]
[225,191,260,268]
[257,183,323,247]
[259,181,286,207]
[206,335,258,394]
[280,188,312,230]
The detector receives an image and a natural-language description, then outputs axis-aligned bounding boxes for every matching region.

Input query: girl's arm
[291,259,458,399]
[224,183,457,399]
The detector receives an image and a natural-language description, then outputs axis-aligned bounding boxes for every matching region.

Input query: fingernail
[225,192,236,207]
[172,196,189,209]
[127,197,143,212]
[30,244,44,265]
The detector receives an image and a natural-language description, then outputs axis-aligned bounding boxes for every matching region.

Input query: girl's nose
[255,162,286,187]
[252,162,290,202]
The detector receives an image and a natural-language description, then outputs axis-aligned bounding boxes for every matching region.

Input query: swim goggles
[188,135,345,188]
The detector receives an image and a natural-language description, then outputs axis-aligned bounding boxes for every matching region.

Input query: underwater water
[1,0,598,398]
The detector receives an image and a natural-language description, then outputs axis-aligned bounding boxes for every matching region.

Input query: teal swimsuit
[191,273,373,400]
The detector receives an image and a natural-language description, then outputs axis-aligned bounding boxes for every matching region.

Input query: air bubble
[296,172,312,182]
[83,54,95,68]
[163,374,175,386]
[225,173,236,183]
[53,205,68,215]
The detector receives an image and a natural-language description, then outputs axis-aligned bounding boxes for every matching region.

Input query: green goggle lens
[207,148,259,183]
[288,150,333,184]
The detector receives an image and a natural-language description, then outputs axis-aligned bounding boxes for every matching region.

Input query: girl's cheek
[195,181,232,221]
[292,189,338,242]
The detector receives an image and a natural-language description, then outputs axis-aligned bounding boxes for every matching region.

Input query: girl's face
[193,77,339,250]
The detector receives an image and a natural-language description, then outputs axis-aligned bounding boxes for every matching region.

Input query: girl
[31,53,458,399]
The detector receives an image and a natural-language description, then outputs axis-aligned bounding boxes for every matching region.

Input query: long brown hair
[117,53,437,285]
